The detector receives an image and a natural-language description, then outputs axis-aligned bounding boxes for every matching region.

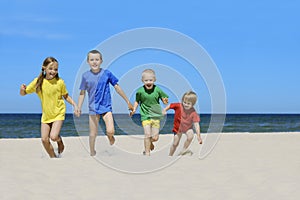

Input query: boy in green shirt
[131,69,168,156]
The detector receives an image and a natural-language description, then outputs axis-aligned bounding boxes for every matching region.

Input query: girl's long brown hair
[35,57,59,93]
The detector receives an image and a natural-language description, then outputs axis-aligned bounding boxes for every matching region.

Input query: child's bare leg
[57,136,64,154]
[103,112,115,145]
[41,123,56,158]
[178,130,194,155]
[143,125,151,155]
[169,133,182,156]
[41,138,56,158]
[89,115,100,156]
[49,120,64,154]
[150,127,160,151]
[150,140,155,151]
[182,130,194,151]
[144,137,151,156]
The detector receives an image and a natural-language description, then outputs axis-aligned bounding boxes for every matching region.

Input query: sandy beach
[1,133,300,200]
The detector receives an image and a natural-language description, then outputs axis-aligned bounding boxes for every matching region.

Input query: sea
[0,114,300,138]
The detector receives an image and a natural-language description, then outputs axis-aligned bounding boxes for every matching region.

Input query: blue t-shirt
[79,69,118,115]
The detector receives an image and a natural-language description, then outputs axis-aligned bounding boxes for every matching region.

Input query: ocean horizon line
[1,112,300,115]
[1,113,300,138]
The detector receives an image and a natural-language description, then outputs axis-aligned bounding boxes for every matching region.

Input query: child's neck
[91,68,101,73]
[45,76,55,80]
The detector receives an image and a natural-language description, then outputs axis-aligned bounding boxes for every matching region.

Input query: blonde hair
[182,91,197,106]
[36,57,59,93]
[141,69,156,81]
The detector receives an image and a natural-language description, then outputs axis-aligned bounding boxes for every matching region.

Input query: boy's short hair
[87,49,102,61]
[182,91,197,105]
[142,69,156,81]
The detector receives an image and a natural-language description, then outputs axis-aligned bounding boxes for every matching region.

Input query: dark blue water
[0,114,299,138]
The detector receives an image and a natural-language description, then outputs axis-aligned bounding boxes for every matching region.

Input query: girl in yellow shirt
[20,57,78,158]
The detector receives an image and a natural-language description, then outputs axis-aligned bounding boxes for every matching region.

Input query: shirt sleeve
[108,70,119,86]
[170,103,181,111]
[79,74,87,90]
[135,90,141,103]
[25,78,38,94]
[60,79,68,96]
[191,111,200,122]
[156,86,169,98]
[169,103,177,110]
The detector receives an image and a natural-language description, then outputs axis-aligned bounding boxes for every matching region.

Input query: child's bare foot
[90,150,96,156]
[108,135,115,145]
[178,149,193,156]
[150,142,154,151]
[57,138,64,154]
[50,154,56,158]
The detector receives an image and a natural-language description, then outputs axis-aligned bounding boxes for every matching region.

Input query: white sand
[1,133,300,200]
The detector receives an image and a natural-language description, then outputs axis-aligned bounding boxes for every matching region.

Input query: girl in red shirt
[163,91,202,156]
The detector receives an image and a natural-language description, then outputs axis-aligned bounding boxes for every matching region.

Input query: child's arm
[75,90,86,117]
[63,93,78,113]
[193,122,202,144]
[20,84,27,96]
[130,101,139,117]
[162,104,170,116]
[114,84,134,112]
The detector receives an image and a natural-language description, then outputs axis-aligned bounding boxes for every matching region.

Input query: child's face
[87,53,102,72]
[45,62,58,80]
[142,73,155,90]
[182,98,193,110]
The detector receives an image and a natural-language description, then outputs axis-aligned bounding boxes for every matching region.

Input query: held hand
[162,109,167,116]
[128,102,134,112]
[162,98,168,104]
[127,102,134,117]
[74,107,81,117]
[129,109,136,117]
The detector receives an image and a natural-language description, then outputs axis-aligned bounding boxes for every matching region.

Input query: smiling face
[44,61,58,80]
[181,91,197,111]
[182,98,193,110]
[142,70,156,90]
[87,52,102,72]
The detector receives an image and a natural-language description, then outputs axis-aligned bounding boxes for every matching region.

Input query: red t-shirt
[169,103,200,133]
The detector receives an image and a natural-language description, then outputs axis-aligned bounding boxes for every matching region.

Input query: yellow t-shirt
[26,77,68,123]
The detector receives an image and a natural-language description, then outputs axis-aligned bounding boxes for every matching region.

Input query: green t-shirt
[135,85,168,121]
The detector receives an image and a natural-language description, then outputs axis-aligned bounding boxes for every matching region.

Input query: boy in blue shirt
[75,50,133,156]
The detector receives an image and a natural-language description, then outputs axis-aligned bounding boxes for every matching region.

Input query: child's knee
[50,135,59,141]
[186,132,194,141]
[41,137,49,143]
[187,136,193,142]
[152,134,159,141]
[106,129,115,136]
[89,132,97,137]
[172,140,180,147]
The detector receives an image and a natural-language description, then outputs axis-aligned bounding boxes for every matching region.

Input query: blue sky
[1,0,299,113]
